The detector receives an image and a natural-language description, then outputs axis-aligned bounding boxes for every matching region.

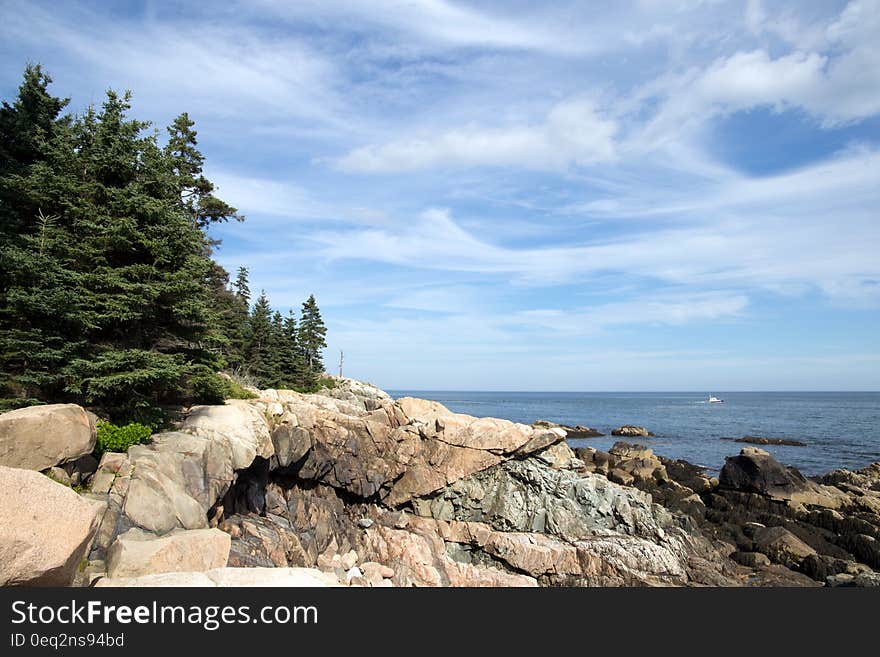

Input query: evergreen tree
[233,266,250,304]
[165,112,243,228]
[0,67,243,421]
[245,291,274,385]
[277,310,302,387]
[266,310,286,388]
[0,66,335,415]
[298,294,327,381]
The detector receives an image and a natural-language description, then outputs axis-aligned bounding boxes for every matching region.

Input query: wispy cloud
[2,0,878,388]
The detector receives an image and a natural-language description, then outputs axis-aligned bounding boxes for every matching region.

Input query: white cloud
[338,99,617,172]
[511,292,749,336]
[696,49,827,110]
[316,143,880,306]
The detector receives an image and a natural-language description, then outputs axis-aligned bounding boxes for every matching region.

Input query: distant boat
[708,395,724,403]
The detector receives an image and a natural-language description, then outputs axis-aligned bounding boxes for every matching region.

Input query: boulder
[532,420,603,438]
[610,442,654,459]
[731,551,771,567]
[112,402,275,536]
[611,425,653,438]
[609,468,635,486]
[719,448,846,508]
[0,404,96,471]
[180,401,274,469]
[0,465,100,585]
[753,526,817,568]
[105,528,231,578]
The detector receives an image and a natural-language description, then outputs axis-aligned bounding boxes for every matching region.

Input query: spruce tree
[0,67,244,421]
[165,112,242,228]
[245,291,274,386]
[233,266,251,304]
[298,294,328,382]
[277,310,302,387]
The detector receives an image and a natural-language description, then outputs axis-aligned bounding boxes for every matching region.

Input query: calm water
[388,391,880,476]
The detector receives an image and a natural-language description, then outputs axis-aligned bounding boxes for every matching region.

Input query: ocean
[387,391,880,476]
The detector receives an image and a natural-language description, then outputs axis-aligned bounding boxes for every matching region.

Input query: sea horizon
[386,390,880,476]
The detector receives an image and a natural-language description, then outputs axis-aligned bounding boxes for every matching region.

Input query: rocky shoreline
[1,378,878,587]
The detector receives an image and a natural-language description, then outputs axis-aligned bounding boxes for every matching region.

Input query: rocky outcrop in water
[611,425,654,438]
[722,435,807,447]
[533,420,603,438]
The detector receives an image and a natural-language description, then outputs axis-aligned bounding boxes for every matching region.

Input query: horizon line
[381,389,880,394]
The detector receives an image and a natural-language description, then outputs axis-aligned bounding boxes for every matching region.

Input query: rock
[753,526,817,568]
[95,567,342,587]
[46,466,72,486]
[357,518,374,528]
[0,404,96,471]
[361,561,395,582]
[532,420,603,438]
[609,469,635,486]
[723,435,807,447]
[115,401,274,536]
[0,465,100,585]
[731,551,771,567]
[536,441,578,470]
[339,549,358,570]
[105,527,231,578]
[719,448,846,508]
[89,452,129,495]
[611,425,654,438]
[345,566,363,583]
[610,442,654,459]
[180,401,274,469]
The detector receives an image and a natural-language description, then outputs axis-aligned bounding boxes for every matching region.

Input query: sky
[1,0,879,391]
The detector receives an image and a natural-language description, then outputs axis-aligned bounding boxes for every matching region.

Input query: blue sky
[2,0,879,390]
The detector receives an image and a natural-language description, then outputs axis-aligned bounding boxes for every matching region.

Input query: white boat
[708,395,724,403]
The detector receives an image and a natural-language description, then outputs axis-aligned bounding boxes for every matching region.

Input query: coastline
[2,378,878,588]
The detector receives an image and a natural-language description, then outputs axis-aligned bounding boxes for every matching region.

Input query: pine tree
[298,294,328,382]
[277,310,302,387]
[233,266,251,304]
[0,67,245,421]
[266,310,286,387]
[165,112,242,228]
[245,291,274,386]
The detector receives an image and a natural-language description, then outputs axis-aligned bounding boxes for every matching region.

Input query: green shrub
[94,421,152,457]
[186,365,229,405]
[187,366,257,404]
[289,377,337,394]
[223,378,257,400]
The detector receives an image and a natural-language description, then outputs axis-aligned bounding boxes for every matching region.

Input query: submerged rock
[722,435,807,447]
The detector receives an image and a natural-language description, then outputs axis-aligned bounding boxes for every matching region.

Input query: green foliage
[94,420,152,457]
[298,294,328,378]
[223,377,257,400]
[0,66,245,422]
[185,365,256,404]
[0,65,332,418]
[185,364,229,405]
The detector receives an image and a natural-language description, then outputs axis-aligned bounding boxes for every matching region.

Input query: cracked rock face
[83,378,879,587]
